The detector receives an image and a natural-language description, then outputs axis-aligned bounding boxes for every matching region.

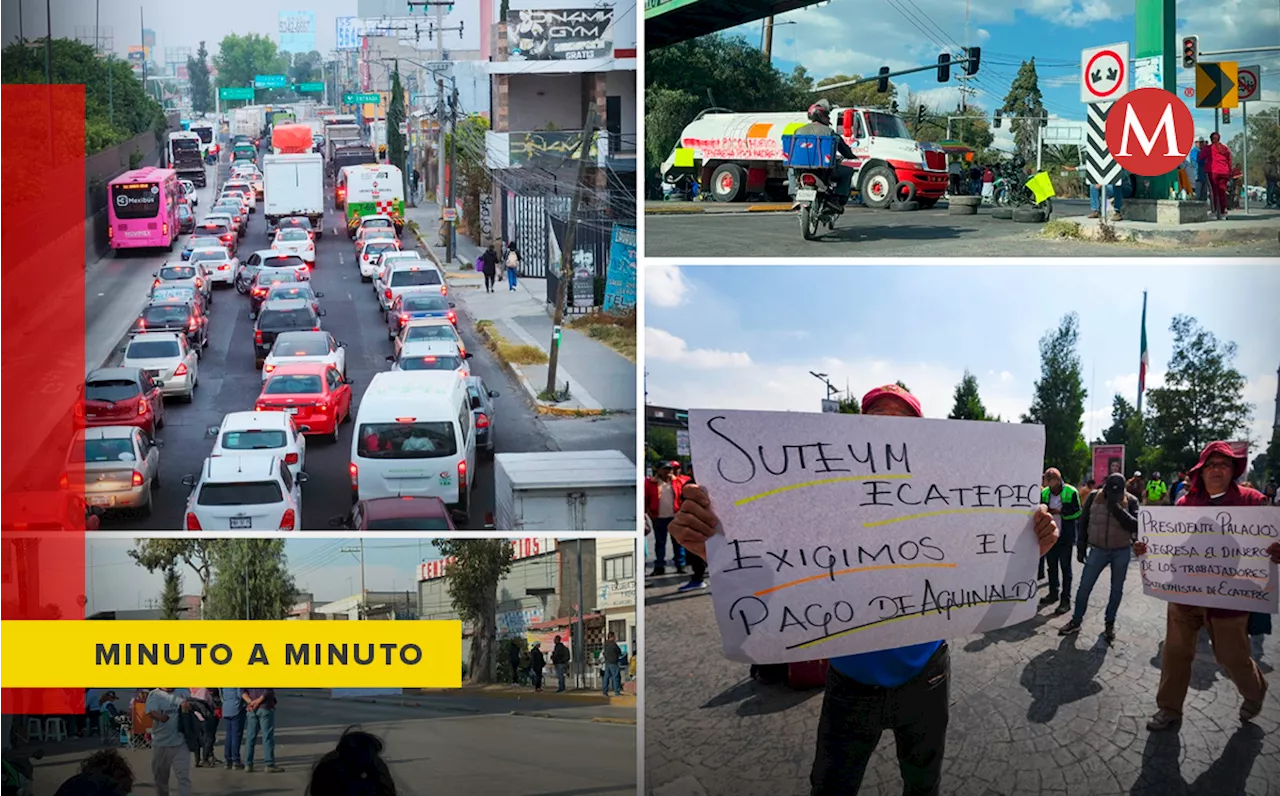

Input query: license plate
[283,407,298,415]
[89,496,113,507]
[230,517,252,529]
[796,189,817,202]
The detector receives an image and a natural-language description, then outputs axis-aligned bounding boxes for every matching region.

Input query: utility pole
[762,15,774,62]
[139,7,146,98]
[544,107,599,397]
[435,1,446,221]
[446,82,458,262]
[44,0,51,84]
[244,552,250,620]
[340,542,367,618]
[576,540,585,690]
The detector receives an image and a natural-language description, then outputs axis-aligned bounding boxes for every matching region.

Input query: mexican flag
[1138,291,1148,410]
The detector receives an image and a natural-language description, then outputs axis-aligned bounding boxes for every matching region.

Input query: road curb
[645,203,792,215]
[472,319,605,417]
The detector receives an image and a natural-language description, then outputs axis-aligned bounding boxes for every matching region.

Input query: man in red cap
[670,384,1060,795]
[1142,440,1280,731]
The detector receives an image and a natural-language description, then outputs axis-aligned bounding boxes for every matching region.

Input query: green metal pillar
[1134,0,1178,198]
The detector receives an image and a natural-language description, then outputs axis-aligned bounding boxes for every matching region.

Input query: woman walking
[505,241,520,291]
[480,244,498,293]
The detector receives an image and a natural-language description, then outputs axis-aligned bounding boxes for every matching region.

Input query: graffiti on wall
[509,131,599,167]
[478,194,493,240]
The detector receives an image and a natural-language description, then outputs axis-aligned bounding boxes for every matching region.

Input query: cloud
[646,327,753,369]
[645,265,690,308]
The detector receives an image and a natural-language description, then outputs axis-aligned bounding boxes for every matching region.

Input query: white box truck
[263,152,325,237]
[492,451,636,531]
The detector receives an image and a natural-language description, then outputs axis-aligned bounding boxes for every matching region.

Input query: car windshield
[141,305,190,324]
[403,295,449,312]
[263,256,305,269]
[151,287,196,302]
[219,429,287,450]
[126,340,181,359]
[263,374,323,394]
[212,205,240,216]
[258,308,317,330]
[364,219,392,229]
[273,337,329,356]
[281,218,311,230]
[71,438,136,463]
[196,225,230,237]
[177,205,192,219]
[864,112,912,139]
[399,355,462,371]
[405,325,457,343]
[190,249,228,264]
[366,244,398,258]
[258,271,302,287]
[196,481,284,506]
[364,229,395,239]
[278,229,309,242]
[357,422,457,459]
[367,516,452,530]
[267,286,312,302]
[86,379,140,402]
[390,270,442,288]
[190,237,222,250]
[159,266,197,280]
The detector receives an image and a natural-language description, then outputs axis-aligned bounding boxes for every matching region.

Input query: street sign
[423,60,452,73]
[218,87,254,101]
[343,92,380,105]
[676,429,690,456]
[254,74,287,89]
[1195,62,1238,108]
[442,208,457,222]
[1085,102,1122,186]
[1081,42,1129,104]
[1238,65,1261,103]
[298,82,325,93]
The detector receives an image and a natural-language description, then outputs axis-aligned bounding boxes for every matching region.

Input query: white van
[349,371,476,520]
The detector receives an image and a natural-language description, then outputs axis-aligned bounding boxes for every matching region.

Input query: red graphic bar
[2,85,89,715]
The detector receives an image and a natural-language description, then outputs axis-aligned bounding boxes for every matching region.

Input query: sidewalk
[1072,210,1280,246]
[405,202,637,417]
[280,685,637,724]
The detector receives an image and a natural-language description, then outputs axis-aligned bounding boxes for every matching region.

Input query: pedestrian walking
[220,688,244,770]
[242,689,283,773]
[1207,132,1233,220]
[601,632,624,696]
[551,635,571,692]
[480,244,498,293]
[529,643,546,692]
[644,461,686,576]
[505,241,520,291]
[1143,441,1280,731]
[144,688,192,796]
[507,639,523,685]
[1058,472,1140,642]
[668,383,1060,796]
[1039,468,1082,616]
[1265,479,1278,506]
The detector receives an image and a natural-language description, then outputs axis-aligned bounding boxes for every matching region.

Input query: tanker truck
[660,107,948,209]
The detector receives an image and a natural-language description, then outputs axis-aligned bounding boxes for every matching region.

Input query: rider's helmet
[807,98,833,126]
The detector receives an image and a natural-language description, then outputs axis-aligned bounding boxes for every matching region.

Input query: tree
[204,540,296,621]
[187,41,212,115]
[1249,452,1270,487]
[949,370,997,421]
[160,565,183,620]
[434,540,515,684]
[1145,315,1253,474]
[213,33,287,91]
[837,393,860,414]
[809,72,896,111]
[1099,394,1139,445]
[1226,111,1280,185]
[907,100,994,154]
[286,50,322,83]
[646,427,678,465]
[130,540,216,617]
[1266,427,1280,484]
[448,114,492,243]
[388,61,406,196]
[1022,313,1089,482]
[999,59,1047,166]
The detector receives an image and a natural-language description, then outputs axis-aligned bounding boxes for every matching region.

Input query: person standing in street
[220,688,244,770]
[1195,138,1211,202]
[1264,155,1279,208]
[480,245,498,293]
[242,689,283,773]
[528,643,546,692]
[145,688,192,796]
[1127,471,1146,504]
[186,688,219,768]
[1058,472,1140,643]
[672,462,708,592]
[602,633,624,696]
[505,242,520,291]
[644,461,686,577]
[1039,468,1082,616]
[507,640,523,685]
[1143,441,1280,730]
[668,383,1060,796]
[1145,472,1168,505]
[981,165,995,203]
[551,635,571,692]
[1207,132,1233,220]
[948,158,962,195]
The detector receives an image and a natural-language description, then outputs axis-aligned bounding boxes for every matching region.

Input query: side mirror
[449,302,456,308]
[385,355,396,363]
[450,509,468,526]
[464,353,473,359]
[317,309,327,317]
[298,425,311,433]
[296,472,310,484]
[488,390,500,398]
[343,377,354,385]
[153,381,164,389]
[328,514,348,528]
[149,438,162,447]
[315,292,325,298]
[180,474,197,488]
[338,341,348,348]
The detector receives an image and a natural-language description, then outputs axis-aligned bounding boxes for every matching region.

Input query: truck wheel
[859,165,896,210]
[710,164,746,203]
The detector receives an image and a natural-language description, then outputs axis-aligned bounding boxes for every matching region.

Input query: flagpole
[1137,291,1148,417]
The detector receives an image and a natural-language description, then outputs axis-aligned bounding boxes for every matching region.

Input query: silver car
[122,332,200,401]
[153,262,212,303]
[64,425,162,517]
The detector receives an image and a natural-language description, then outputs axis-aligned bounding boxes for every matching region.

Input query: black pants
[688,551,707,582]
[810,643,949,796]
[510,660,521,684]
[483,271,496,291]
[1044,528,1075,599]
[198,714,219,761]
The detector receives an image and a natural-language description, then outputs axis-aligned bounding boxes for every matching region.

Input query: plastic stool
[25,718,43,741]
[44,717,68,742]
[118,725,130,747]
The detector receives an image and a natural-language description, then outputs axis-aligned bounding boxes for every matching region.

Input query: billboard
[278,11,317,53]
[335,16,362,51]
[418,538,557,582]
[1091,444,1126,485]
[508,8,614,61]
[142,29,156,48]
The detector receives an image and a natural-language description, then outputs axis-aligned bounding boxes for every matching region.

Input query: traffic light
[993,109,1002,129]
[1182,36,1198,69]
[937,53,951,83]
[877,66,891,93]
[1222,108,1231,124]
[916,105,926,127]
[965,46,981,76]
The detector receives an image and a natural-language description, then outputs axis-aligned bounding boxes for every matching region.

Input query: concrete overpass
[645,0,828,49]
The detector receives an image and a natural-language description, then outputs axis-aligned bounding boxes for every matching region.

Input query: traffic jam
[69,111,509,531]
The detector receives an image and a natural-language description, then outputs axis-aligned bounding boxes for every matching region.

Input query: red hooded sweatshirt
[1174,440,1268,618]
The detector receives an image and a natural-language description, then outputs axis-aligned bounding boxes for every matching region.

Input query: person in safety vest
[1039,468,1082,615]
[1145,472,1168,505]
[791,99,856,206]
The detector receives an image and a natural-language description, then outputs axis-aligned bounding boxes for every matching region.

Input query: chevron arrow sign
[1085,102,1122,186]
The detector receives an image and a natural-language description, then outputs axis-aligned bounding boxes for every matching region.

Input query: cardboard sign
[687,410,1046,664]
[1138,507,1279,613]
[1091,444,1125,485]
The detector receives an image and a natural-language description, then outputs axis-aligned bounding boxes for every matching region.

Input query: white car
[395,317,466,359]
[63,425,162,517]
[180,179,198,207]
[371,250,422,287]
[387,340,472,374]
[223,180,257,211]
[210,411,307,481]
[354,213,397,240]
[182,454,306,531]
[153,261,212,303]
[220,189,252,218]
[262,330,347,383]
[232,167,264,197]
[271,227,316,265]
[377,260,446,312]
[121,332,199,401]
[190,246,239,287]
[359,239,402,281]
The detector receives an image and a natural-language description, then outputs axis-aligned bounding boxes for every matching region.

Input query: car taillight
[255,330,263,344]
[385,289,392,299]
[458,460,467,490]
[279,509,296,531]
[58,473,69,489]
[154,279,161,287]
[131,471,145,487]
[264,363,275,373]
[173,363,188,376]
[284,452,299,465]
[447,310,456,324]
[74,402,85,419]
[253,288,266,296]
[186,512,202,530]
[107,226,113,239]
[162,222,169,236]
[399,313,409,324]
[138,400,149,416]
[440,284,448,296]
[476,413,489,429]
[189,318,198,331]
[364,253,370,261]
[307,243,313,251]
[222,234,233,243]
[195,278,203,288]
[349,462,358,488]
[137,318,146,330]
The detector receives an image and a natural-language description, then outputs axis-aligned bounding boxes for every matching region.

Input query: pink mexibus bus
[107,167,181,254]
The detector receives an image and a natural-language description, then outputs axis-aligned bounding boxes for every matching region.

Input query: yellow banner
[2,621,462,688]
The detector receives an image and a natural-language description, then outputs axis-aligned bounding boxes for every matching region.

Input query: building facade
[596,538,637,655]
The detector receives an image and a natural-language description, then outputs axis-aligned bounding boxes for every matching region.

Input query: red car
[79,367,166,437]
[254,362,352,441]
[330,496,463,530]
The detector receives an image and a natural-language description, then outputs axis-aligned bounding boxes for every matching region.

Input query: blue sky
[723,0,1280,146]
[646,264,1280,466]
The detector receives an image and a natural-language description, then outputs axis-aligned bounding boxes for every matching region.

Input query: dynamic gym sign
[507,8,614,61]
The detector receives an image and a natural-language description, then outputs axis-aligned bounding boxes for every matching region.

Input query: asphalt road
[28,693,637,795]
[644,199,1280,258]
[93,158,560,531]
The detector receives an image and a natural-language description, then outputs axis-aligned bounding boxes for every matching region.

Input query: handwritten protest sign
[1138,507,1279,613]
[687,409,1046,664]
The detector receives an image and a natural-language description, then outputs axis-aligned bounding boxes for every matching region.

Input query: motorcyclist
[790,99,856,206]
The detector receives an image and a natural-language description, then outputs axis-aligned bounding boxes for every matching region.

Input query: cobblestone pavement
[644,561,1280,796]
